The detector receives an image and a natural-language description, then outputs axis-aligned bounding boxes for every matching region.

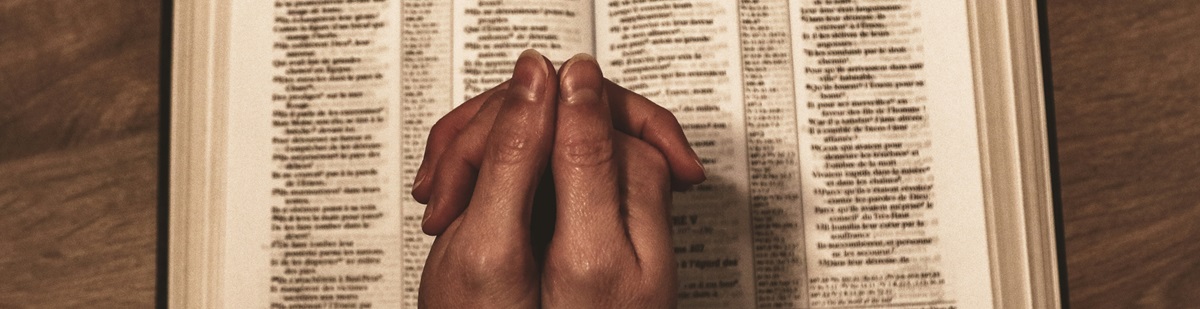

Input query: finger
[605,81,707,189]
[550,54,629,250]
[421,89,507,235]
[613,133,675,274]
[453,49,558,238]
[412,81,511,203]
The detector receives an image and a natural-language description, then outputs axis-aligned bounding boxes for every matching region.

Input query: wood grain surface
[0,0,161,308]
[0,0,1196,307]
[1047,0,1200,307]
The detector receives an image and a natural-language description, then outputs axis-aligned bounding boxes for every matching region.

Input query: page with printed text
[595,0,993,307]
[221,1,592,307]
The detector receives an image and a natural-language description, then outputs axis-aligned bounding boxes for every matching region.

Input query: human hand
[539,53,677,308]
[416,50,681,308]
[412,53,706,236]
[417,50,558,308]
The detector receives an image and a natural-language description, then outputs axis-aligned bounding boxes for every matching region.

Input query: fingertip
[420,185,445,235]
[560,53,598,76]
[513,49,554,99]
[691,156,707,182]
[421,218,450,236]
[420,204,437,235]
[554,53,613,167]
[559,54,603,104]
[671,160,707,185]
[646,127,706,185]
[676,139,706,183]
[421,214,446,236]
[602,82,707,184]
[422,150,480,235]
[670,155,706,191]
[411,172,431,203]
[542,53,555,73]
[421,184,458,236]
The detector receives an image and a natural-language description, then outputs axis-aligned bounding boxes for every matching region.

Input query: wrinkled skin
[416,50,703,309]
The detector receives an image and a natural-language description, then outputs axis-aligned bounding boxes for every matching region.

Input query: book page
[225,1,406,307]
[451,0,595,100]
[221,0,592,308]
[791,1,993,308]
[213,0,988,307]
[596,1,756,307]
[596,0,994,308]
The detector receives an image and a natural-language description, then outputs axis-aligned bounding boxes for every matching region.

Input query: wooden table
[0,0,1196,307]
[1048,1,1200,307]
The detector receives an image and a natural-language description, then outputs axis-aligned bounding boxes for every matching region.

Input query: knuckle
[487,133,537,165]
[547,252,624,286]
[649,107,682,128]
[452,242,532,286]
[427,118,456,141]
[629,139,669,174]
[556,134,614,167]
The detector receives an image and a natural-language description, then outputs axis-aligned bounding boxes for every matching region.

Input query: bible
[166,0,1065,308]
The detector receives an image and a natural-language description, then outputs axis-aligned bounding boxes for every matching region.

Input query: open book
[167,0,1064,308]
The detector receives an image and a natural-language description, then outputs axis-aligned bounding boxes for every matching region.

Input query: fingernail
[512,49,550,98]
[561,54,599,106]
[412,171,427,191]
[685,140,705,176]
[421,203,434,226]
[560,53,595,75]
[542,54,554,71]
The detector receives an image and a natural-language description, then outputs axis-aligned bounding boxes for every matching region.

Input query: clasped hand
[412,50,705,308]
